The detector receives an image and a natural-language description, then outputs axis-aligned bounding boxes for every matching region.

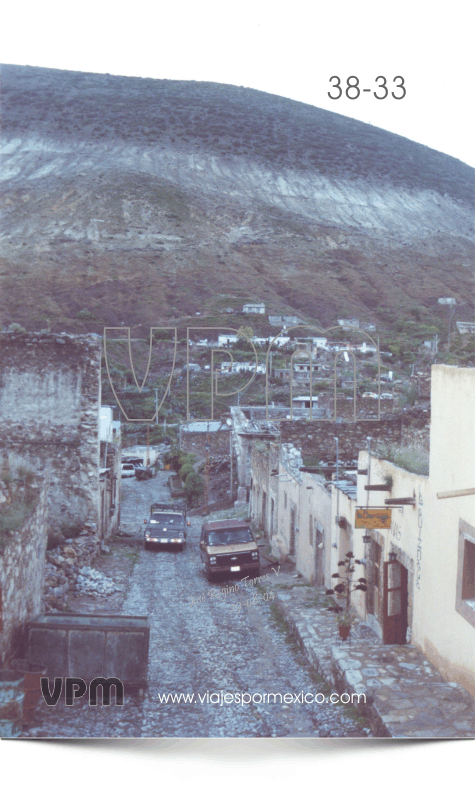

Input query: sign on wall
[355,509,392,529]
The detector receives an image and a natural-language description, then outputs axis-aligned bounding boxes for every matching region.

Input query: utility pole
[204,421,210,515]
[230,429,233,501]
[154,388,159,425]
[334,436,339,527]
[366,437,372,508]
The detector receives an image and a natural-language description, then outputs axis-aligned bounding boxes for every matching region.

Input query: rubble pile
[75,566,119,597]
[208,456,230,474]
[43,522,100,610]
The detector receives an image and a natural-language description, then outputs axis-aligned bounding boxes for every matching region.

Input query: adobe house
[333,365,475,696]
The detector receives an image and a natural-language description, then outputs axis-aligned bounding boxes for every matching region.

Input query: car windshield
[150,514,183,528]
[208,528,253,546]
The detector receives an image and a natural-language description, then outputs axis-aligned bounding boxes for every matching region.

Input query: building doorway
[315,529,325,586]
[290,508,296,555]
[382,559,408,644]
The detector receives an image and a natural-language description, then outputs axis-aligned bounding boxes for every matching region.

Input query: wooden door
[315,529,324,586]
[290,508,296,554]
[382,560,408,644]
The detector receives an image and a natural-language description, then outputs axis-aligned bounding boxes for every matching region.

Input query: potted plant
[11,659,47,725]
[335,610,356,641]
[326,551,367,640]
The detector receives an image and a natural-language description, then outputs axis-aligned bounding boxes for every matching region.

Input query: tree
[184,472,204,506]
[326,551,367,612]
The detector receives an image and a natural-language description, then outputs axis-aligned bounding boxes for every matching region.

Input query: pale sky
[1,0,474,168]
[0,0,475,786]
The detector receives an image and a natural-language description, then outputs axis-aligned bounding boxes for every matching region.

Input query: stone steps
[273,587,475,738]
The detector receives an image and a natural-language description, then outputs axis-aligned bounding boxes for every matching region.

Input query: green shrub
[375,443,429,476]
[0,467,40,549]
[60,523,83,539]
[179,462,195,480]
[46,531,65,551]
[303,453,321,467]
[401,385,418,406]
[76,309,94,320]
[0,502,32,549]
[184,472,204,505]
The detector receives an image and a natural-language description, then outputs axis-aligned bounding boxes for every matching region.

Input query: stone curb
[271,587,475,739]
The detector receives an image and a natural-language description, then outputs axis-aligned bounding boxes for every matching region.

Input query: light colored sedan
[121,463,136,478]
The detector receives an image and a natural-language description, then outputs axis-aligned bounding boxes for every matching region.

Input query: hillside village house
[456,322,475,335]
[219,361,266,375]
[243,303,265,314]
[338,318,360,328]
[269,315,303,327]
[217,334,239,347]
[251,365,475,696]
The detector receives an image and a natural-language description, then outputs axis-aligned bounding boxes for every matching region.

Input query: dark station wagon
[200,519,260,580]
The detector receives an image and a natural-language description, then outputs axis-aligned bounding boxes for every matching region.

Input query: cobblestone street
[24,472,370,738]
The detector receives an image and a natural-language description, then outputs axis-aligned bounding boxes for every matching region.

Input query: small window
[456,520,475,627]
[284,492,287,509]
[309,515,313,546]
[461,540,475,600]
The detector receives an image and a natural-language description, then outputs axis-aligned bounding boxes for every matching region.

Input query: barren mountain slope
[0,64,473,333]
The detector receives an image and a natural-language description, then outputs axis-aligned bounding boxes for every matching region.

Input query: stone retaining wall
[0,476,50,664]
[0,332,102,528]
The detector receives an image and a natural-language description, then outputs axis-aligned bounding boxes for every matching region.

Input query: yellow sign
[355,509,392,529]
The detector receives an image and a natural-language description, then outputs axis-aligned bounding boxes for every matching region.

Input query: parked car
[144,502,190,551]
[122,456,143,466]
[121,463,137,478]
[135,466,153,480]
[150,501,187,518]
[200,519,260,580]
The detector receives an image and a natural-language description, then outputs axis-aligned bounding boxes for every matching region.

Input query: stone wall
[0,475,50,665]
[400,407,431,453]
[280,416,404,462]
[180,427,231,461]
[0,332,102,528]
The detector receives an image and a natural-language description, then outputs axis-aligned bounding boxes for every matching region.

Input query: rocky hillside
[0,64,473,335]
